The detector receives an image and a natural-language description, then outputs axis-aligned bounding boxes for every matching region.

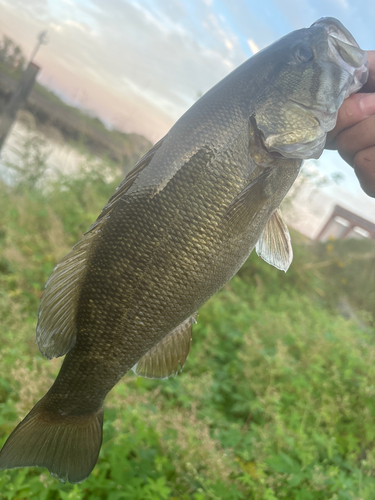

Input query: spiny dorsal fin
[132,314,197,379]
[255,208,293,272]
[96,137,164,222]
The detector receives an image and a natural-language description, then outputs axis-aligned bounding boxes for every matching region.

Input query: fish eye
[294,43,314,63]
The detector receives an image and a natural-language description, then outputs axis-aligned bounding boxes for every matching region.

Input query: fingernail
[359,93,375,116]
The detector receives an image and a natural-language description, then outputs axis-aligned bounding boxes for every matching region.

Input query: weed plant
[0,138,374,499]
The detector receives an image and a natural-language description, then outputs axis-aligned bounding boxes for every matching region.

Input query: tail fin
[0,398,103,483]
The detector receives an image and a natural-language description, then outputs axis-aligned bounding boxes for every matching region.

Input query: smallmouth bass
[0,18,368,482]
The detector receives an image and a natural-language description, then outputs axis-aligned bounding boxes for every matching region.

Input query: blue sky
[0,0,374,221]
[1,0,374,139]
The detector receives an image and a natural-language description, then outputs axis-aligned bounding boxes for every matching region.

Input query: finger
[335,114,375,166]
[361,50,375,93]
[326,93,375,149]
[354,145,375,197]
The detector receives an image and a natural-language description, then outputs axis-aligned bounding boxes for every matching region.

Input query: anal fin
[255,208,293,272]
[132,314,197,379]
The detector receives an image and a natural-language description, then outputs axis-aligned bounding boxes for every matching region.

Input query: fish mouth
[313,17,369,98]
[297,17,369,133]
[271,17,369,160]
[253,18,369,161]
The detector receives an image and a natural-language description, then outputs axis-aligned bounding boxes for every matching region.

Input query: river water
[0,119,108,184]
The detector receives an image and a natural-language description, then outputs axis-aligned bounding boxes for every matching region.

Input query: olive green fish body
[48,136,300,413]
[0,17,369,483]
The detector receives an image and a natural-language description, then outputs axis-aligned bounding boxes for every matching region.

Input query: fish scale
[0,17,369,483]
[38,139,299,415]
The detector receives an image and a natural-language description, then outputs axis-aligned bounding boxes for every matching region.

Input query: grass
[0,136,374,499]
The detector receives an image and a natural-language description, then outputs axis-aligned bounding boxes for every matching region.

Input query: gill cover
[254,17,368,160]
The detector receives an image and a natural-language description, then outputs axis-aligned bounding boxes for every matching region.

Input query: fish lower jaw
[267,134,326,160]
[344,63,370,98]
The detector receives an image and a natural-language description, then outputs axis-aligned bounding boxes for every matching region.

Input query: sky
[0,0,374,230]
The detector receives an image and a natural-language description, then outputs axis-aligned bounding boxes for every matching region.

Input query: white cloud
[247,38,259,54]
[224,38,233,50]
[332,0,350,9]
[50,23,62,32]
[64,19,94,34]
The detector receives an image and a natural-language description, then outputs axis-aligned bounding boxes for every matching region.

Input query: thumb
[326,92,375,149]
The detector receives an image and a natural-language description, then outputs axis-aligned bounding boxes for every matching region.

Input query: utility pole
[0,30,48,152]
[28,30,48,66]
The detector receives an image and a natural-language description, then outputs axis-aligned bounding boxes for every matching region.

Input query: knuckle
[354,151,375,197]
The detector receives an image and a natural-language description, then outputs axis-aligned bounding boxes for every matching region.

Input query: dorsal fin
[96,137,164,222]
[132,314,197,379]
[255,208,293,272]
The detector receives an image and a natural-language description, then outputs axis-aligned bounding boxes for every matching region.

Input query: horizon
[0,0,375,224]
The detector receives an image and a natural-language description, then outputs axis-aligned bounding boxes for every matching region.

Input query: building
[315,205,375,241]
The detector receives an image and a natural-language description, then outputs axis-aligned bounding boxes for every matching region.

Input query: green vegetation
[0,35,26,77]
[0,137,374,499]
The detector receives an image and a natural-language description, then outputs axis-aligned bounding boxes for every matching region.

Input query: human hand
[325,51,375,197]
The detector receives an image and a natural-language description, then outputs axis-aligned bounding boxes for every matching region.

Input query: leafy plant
[0,137,374,498]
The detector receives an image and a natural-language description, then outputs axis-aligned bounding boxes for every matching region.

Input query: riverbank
[0,64,152,167]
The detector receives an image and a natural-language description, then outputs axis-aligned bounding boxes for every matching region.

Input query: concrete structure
[315,205,375,241]
[0,62,40,151]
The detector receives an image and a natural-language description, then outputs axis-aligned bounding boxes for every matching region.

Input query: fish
[0,17,369,483]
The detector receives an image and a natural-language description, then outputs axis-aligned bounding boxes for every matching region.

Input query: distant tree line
[0,35,26,71]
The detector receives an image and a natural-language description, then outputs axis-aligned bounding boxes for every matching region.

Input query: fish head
[253,17,369,159]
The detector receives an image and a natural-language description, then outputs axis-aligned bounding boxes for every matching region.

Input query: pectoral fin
[255,208,293,272]
[132,314,197,379]
[224,168,273,227]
